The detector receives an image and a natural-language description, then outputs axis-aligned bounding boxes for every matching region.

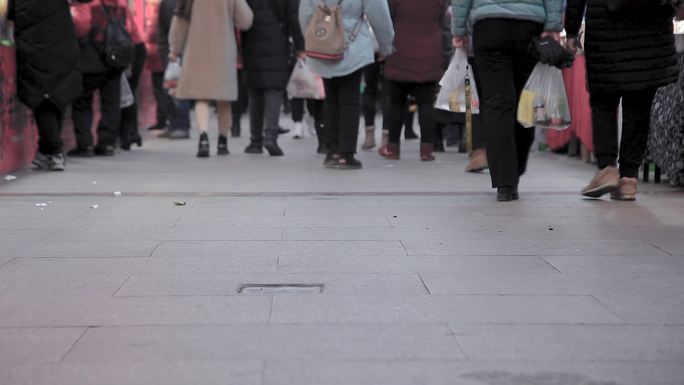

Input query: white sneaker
[292,122,305,139]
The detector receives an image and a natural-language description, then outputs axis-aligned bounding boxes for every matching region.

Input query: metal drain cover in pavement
[238,283,324,295]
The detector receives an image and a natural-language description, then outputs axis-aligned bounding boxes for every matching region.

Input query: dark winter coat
[242,0,304,89]
[566,0,682,93]
[7,0,89,110]
[384,0,447,83]
[157,0,177,70]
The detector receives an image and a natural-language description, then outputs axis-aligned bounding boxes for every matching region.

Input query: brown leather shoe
[465,148,488,172]
[420,143,436,161]
[610,177,638,201]
[379,142,400,160]
[581,166,619,198]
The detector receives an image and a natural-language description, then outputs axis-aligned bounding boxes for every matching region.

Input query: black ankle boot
[264,132,284,156]
[197,133,210,158]
[217,135,229,155]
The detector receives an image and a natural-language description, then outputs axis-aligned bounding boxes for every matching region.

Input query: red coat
[384,0,447,83]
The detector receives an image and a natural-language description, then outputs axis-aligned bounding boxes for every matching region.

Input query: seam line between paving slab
[3,323,683,330]
[58,327,90,363]
[0,190,681,197]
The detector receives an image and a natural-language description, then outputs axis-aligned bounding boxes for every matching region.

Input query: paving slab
[0,241,159,258]
[450,324,684,362]
[0,296,271,327]
[277,254,558,274]
[270,295,623,324]
[0,362,264,385]
[151,240,407,258]
[115,273,428,296]
[263,361,684,385]
[0,328,85,364]
[63,324,465,363]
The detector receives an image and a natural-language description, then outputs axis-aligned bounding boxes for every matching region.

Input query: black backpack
[100,0,135,69]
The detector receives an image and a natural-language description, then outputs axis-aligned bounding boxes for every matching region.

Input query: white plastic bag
[163,60,182,96]
[120,74,135,108]
[435,49,480,114]
[286,58,325,100]
[517,63,571,130]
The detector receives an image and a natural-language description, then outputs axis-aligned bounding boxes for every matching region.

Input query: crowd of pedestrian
[6,0,683,201]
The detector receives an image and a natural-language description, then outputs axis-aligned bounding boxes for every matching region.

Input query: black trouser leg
[151,71,170,127]
[263,89,283,137]
[414,82,437,144]
[619,88,657,178]
[403,106,415,138]
[120,44,147,145]
[96,71,123,148]
[232,70,248,132]
[291,98,305,123]
[249,89,265,144]
[323,78,341,153]
[335,70,363,154]
[71,74,101,148]
[589,91,621,170]
[469,58,486,151]
[386,81,410,144]
[33,100,64,155]
[473,19,542,188]
[362,62,381,127]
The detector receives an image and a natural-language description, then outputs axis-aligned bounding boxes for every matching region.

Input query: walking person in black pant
[452,0,563,201]
[119,43,147,150]
[299,0,395,169]
[70,0,143,157]
[146,0,174,133]
[8,0,91,170]
[566,0,683,201]
[379,0,448,162]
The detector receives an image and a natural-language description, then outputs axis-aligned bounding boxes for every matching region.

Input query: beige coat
[169,0,253,101]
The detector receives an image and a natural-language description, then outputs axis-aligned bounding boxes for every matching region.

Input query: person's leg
[414,82,436,145]
[619,88,658,178]
[362,62,380,127]
[337,69,364,164]
[95,71,123,154]
[195,100,211,157]
[217,101,232,155]
[150,71,169,130]
[169,98,192,137]
[246,89,265,153]
[70,74,99,152]
[403,101,418,140]
[264,88,285,156]
[291,98,306,139]
[414,82,437,161]
[511,29,542,179]
[469,58,486,151]
[291,98,305,123]
[120,44,147,148]
[473,22,521,189]
[231,69,248,137]
[34,101,64,155]
[323,76,341,157]
[581,91,622,197]
[590,91,621,170]
[382,80,408,158]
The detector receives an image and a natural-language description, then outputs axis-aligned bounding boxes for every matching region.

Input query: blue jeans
[170,98,192,132]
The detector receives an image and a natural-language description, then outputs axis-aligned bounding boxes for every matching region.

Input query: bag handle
[99,0,117,24]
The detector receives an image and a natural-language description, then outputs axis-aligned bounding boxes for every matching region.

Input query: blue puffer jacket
[451,0,563,37]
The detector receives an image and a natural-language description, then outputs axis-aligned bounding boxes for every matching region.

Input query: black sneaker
[337,155,362,170]
[217,135,230,155]
[497,186,519,202]
[245,142,263,154]
[147,123,166,131]
[197,133,210,158]
[94,145,115,156]
[67,146,94,158]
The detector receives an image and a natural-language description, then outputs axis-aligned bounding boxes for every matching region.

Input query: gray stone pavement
[1,117,684,385]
